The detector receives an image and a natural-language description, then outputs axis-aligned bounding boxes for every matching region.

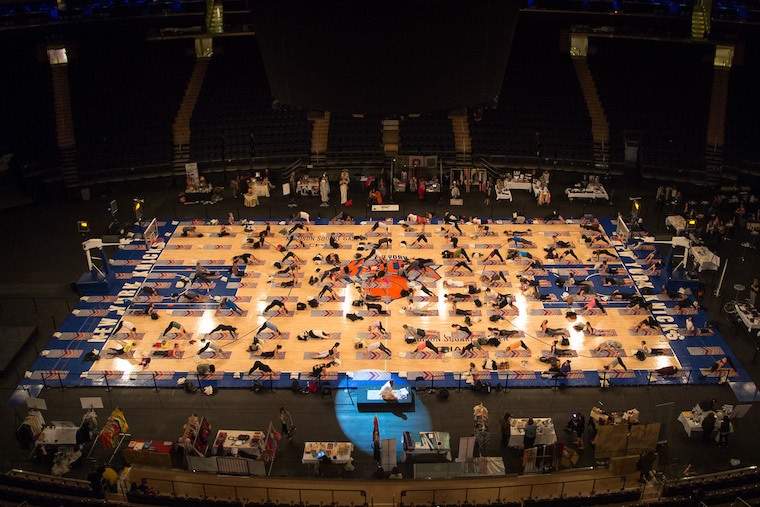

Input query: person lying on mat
[403,324,428,343]
[106,341,135,356]
[510,234,536,248]
[411,340,440,355]
[257,344,283,359]
[297,329,331,341]
[551,234,573,249]
[589,249,617,261]
[484,248,506,263]
[540,320,569,337]
[313,342,340,359]
[318,284,337,301]
[262,299,288,315]
[311,359,340,378]
[709,356,733,373]
[492,292,516,310]
[633,317,659,334]
[654,366,679,377]
[592,340,623,355]
[194,261,221,281]
[281,250,303,264]
[355,338,392,356]
[451,323,474,339]
[401,303,437,316]
[180,225,204,238]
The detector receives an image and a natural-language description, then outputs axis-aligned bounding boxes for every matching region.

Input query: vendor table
[747,222,760,233]
[495,188,513,202]
[666,215,687,234]
[403,431,452,461]
[123,439,174,467]
[36,422,78,447]
[735,303,760,332]
[508,418,556,448]
[504,180,532,191]
[678,406,735,438]
[691,246,720,271]
[302,441,353,465]
[296,178,320,196]
[565,184,609,201]
[212,429,265,458]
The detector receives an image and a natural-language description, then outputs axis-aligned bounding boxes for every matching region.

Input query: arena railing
[143,477,368,505]
[398,474,637,506]
[31,365,717,391]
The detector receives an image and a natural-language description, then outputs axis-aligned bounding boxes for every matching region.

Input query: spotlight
[77,220,90,234]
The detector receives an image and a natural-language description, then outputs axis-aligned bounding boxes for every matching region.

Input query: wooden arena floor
[95,221,680,379]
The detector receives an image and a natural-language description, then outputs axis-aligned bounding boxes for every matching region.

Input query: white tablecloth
[678,411,702,437]
[212,429,265,456]
[691,246,720,271]
[504,180,532,191]
[302,441,354,464]
[736,303,760,331]
[565,184,609,201]
[37,423,78,446]
[296,178,320,196]
[508,418,556,448]
[496,189,513,201]
[666,215,687,234]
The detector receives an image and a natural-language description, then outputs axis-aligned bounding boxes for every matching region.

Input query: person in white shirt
[685,317,696,335]
[379,380,398,401]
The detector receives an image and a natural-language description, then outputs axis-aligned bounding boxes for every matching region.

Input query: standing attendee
[500,412,512,449]
[523,418,537,449]
[750,278,759,308]
[417,179,426,201]
[701,411,716,443]
[339,169,350,205]
[718,416,731,446]
[319,173,330,207]
[279,407,295,441]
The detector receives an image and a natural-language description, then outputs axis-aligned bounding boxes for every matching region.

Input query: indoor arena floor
[93,221,681,380]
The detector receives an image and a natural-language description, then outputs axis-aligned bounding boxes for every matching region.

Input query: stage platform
[356,388,415,412]
[20,217,751,391]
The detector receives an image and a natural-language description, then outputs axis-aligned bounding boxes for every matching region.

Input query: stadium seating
[725,33,760,172]
[589,37,713,180]
[469,17,593,166]
[399,113,455,154]
[0,46,57,171]
[69,36,193,176]
[328,114,383,154]
[190,38,310,164]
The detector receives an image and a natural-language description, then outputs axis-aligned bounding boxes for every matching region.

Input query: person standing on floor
[701,411,716,443]
[500,412,512,449]
[523,418,537,449]
[718,416,731,446]
[279,407,295,441]
[750,278,759,308]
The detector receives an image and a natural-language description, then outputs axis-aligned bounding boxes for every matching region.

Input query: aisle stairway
[691,0,712,40]
[382,119,400,156]
[705,66,731,182]
[172,57,210,174]
[572,58,610,171]
[310,111,330,162]
[50,63,78,187]
[449,110,472,162]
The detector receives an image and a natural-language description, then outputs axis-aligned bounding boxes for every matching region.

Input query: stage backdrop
[254,0,520,114]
